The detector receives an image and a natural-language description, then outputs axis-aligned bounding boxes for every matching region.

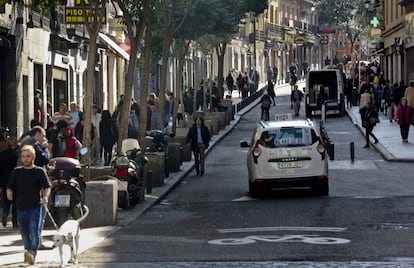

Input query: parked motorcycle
[46,155,87,227]
[112,138,147,209]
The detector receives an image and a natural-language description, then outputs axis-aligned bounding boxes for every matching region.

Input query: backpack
[262,97,271,109]
[53,128,68,157]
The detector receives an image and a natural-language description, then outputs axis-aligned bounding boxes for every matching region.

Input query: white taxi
[240,116,328,196]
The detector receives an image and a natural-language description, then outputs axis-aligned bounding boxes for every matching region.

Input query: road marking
[217,226,347,233]
[328,160,378,170]
[232,196,257,202]
[208,234,350,245]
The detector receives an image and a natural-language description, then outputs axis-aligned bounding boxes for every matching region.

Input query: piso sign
[65,0,106,24]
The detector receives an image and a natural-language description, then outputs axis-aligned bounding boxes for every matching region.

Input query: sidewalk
[346,106,414,162]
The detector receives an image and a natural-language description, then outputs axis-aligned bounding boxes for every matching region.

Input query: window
[259,127,315,148]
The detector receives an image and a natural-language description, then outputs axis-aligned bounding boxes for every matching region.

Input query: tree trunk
[216,43,227,100]
[159,33,171,126]
[139,24,152,149]
[172,57,185,134]
[81,30,98,167]
[114,0,146,154]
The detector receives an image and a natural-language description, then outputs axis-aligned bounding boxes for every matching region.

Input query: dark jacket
[0,148,17,188]
[100,121,117,147]
[17,136,50,167]
[186,122,211,152]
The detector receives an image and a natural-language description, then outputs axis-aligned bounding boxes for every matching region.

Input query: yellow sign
[75,0,90,5]
[65,7,106,24]
[294,36,306,44]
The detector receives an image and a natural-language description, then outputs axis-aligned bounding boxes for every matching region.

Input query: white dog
[52,206,89,267]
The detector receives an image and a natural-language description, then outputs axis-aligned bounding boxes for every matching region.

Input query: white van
[305,69,345,117]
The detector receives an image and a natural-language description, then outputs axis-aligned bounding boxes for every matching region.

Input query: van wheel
[312,180,329,196]
[249,182,260,198]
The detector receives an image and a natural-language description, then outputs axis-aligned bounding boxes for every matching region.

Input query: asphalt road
[78,95,414,267]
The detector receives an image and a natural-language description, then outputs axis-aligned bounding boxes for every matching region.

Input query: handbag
[370,116,379,125]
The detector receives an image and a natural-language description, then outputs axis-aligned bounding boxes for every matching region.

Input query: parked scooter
[112,139,147,209]
[46,148,88,227]
[145,130,173,152]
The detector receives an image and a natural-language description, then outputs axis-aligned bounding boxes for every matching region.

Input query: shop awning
[98,32,130,61]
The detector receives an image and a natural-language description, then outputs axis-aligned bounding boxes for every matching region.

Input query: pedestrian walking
[361,103,379,148]
[69,102,82,128]
[0,133,18,228]
[6,145,51,265]
[100,110,117,166]
[52,103,74,130]
[237,73,244,97]
[91,104,102,165]
[18,126,50,167]
[291,85,303,116]
[384,82,398,122]
[266,66,273,82]
[267,80,276,106]
[396,97,412,143]
[272,64,278,84]
[186,115,211,176]
[226,71,234,96]
[260,91,272,121]
[404,80,414,108]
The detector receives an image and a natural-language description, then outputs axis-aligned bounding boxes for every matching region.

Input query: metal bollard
[350,142,355,162]
[321,104,326,123]
[165,155,169,178]
[179,146,183,165]
[146,170,153,194]
[327,141,334,160]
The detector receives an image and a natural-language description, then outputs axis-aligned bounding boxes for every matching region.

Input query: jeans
[193,144,206,173]
[17,208,42,256]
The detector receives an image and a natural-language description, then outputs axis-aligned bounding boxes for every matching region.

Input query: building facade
[375,0,414,84]
[0,2,128,137]
[226,0,319,85]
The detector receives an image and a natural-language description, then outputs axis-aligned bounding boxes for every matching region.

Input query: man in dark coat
[186,115,211,176]
[0,133,18,228]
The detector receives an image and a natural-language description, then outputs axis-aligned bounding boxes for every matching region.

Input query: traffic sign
[320,39,329,45]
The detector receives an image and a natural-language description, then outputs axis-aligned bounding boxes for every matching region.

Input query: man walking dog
[7,145,51,265]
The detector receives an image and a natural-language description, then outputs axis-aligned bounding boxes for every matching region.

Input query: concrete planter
[167,136,192,162]
[144,152,166,187]
[167,142,182,172]
[83,178,118,227]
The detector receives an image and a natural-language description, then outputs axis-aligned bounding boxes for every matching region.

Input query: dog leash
[43,204,59,230]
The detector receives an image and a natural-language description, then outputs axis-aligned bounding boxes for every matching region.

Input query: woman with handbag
[395,97,412,143]
[363,102,379,148]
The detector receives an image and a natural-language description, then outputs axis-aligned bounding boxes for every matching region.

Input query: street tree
[111,0,149,152]
[156,0,196,126]
[316,0,373,61]
[195,0,267,100]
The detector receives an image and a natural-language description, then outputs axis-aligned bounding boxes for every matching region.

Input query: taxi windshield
[259,127,316,148]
